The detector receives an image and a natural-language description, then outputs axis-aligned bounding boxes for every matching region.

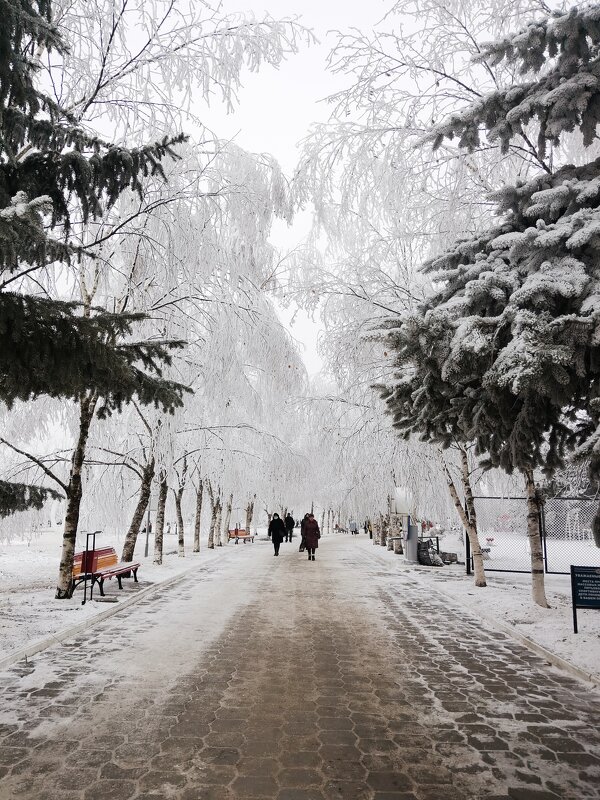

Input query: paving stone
[276,790,325,800]
[138,770,188,790]
[281,751,322,769]
[278,767,322,787]
[323,779,373,799]
[231,775,279,795]
[372,793,418,800]
[366,771,413,791]
[83,779,136,800]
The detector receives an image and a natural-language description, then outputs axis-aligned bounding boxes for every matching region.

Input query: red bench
[71,547,140,596]
[227,528,255,544]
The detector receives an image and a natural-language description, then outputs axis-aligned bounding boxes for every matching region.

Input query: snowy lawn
[0,526,254,661]
[360,536,600,683]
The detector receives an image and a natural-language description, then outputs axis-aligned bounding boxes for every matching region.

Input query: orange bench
[71,546,141,596]
[227,528,255,544]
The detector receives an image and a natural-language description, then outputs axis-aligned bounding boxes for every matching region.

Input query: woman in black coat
[268,513,286,556]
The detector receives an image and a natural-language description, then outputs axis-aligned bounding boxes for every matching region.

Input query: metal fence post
[465,528,471,575]
[539,502,549,573]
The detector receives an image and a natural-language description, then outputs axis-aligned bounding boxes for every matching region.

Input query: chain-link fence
[542,497,599,573]
[472,496,600,574]
[472,496,531,573]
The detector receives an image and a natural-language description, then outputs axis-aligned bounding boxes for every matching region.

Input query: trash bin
[404,524,418,564]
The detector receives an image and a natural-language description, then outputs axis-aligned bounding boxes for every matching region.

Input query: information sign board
[570,565,600,633]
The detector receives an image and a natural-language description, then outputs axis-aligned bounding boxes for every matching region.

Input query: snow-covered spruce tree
[0,1,187,523]
[382,3,600,605]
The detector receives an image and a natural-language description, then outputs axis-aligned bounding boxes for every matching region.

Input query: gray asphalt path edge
[0,551,230,672]
[366,540,600,691]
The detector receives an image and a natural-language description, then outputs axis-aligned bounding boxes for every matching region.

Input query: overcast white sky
[208,0,388,170]
[200,0,390,375]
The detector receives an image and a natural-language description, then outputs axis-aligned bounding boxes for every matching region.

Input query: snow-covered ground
[363,534,600,683]
[0,526,256,661]
[1,528,599,685]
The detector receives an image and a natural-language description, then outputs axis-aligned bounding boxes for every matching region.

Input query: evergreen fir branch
[0,191,75,273]
[0,292,189,409]
[0,477,63,518]
[425,5,600,162]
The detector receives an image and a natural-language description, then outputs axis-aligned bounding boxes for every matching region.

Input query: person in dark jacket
[303,513,320,561]
[299,513,310,550]
[284,513,295,542]
[268,513,286,556]
[300,513,309,536]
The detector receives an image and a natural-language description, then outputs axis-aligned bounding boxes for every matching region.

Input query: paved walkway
[1,536,599,800]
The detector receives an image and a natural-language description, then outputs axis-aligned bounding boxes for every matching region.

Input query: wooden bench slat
[71,547,141,596]
[227,529,255,543]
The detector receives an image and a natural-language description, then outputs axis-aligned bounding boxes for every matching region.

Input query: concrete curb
[0,551,229,672]
[365,540,600,691]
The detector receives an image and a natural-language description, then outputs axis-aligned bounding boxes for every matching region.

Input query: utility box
[404,523,419,564]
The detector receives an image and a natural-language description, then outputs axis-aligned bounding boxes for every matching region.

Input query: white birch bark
[193,480,203,553]
[245,495,255,534]
[215,498,223,547]
[154,470,168,565]
[442,453,487,588]
[222,492,233,545]
[122,456,155,562]
[524,467,550,608]
[55,393,98,599]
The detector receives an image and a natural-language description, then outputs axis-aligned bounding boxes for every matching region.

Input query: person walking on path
[284,513,295,542]
[269,513,286,556]
[303,512,320,561]
[298,512,309,553]
[349,519,358,535]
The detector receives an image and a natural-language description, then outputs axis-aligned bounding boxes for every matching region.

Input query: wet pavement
[1,535,599,800]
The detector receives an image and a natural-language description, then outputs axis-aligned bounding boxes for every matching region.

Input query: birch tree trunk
[320,510,325,533]
[55,393,98,599]
[443,456,487,587]
[206,481,217,549]
[193,481,203,553]
[524,467,550,608]
[245,495,255,534]
[175,488,185,557]
[173,457,187,557]
[215,499,223,546]
[122,456,155,562]
[154,470,168,565]
[222,493,233,545]
[207,502,217,549]
[380,513,387,546]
